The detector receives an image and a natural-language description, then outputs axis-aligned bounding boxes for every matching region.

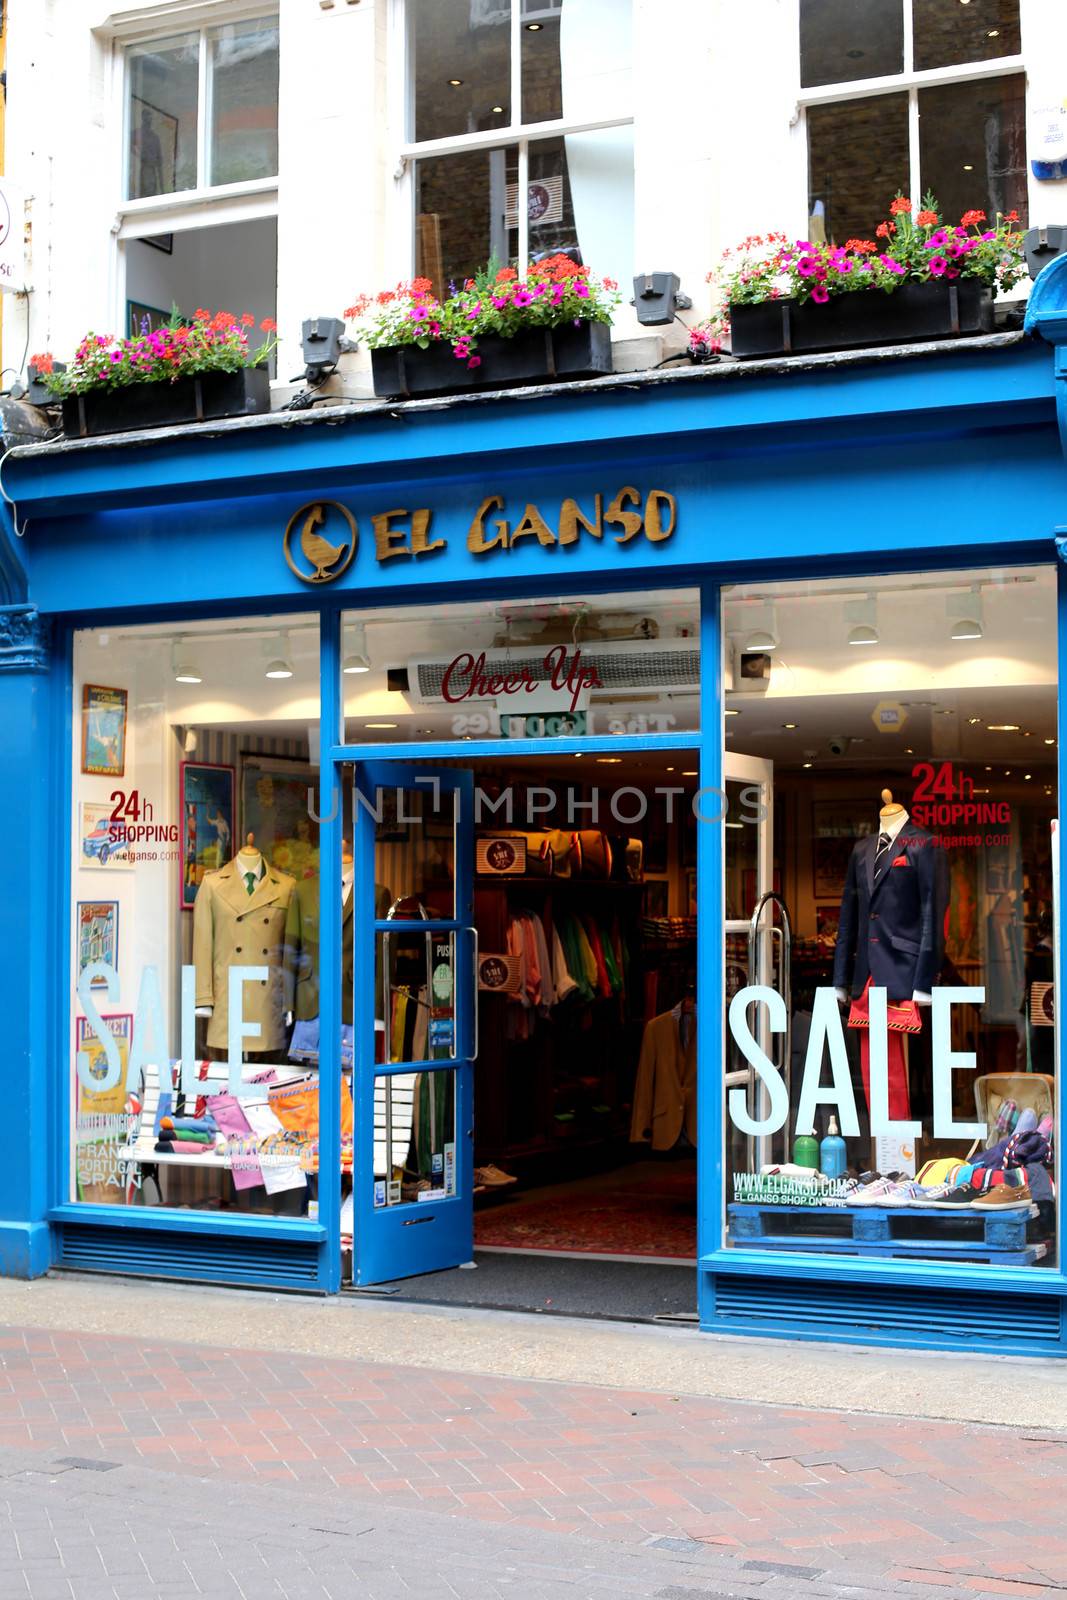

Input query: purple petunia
[796,255,818,277]
[810,284,829,304]
[512,289,533,307]
[928,255,947,277]
[926,230,947,250]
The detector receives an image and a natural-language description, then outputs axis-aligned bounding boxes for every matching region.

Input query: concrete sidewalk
[0,1274,1065,1597]
[0,1272,1065,1429]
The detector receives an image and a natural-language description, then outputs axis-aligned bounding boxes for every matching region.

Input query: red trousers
[848,981,918,1121]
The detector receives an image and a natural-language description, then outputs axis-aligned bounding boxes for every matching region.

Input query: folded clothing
[155,1139,216,1156]
[156,1129,214,1146]
[159,1114,218,1136]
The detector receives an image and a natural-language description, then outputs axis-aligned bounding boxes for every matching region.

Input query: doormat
[474,1167,696,1259]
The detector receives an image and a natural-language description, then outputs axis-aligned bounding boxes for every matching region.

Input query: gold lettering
[411,508,445,557]
[558,495,602,545]
[644,490,676,543]
[605,486,643,543]
[509,504,557,548]
[373,508,412,562]
[467,495,509,554]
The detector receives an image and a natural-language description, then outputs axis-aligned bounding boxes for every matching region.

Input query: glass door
[351,763,475,1285]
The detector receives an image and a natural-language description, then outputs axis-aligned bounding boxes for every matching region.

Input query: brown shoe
[972,1183,1032,1210]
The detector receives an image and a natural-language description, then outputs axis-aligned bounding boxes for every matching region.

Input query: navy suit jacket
[832,822,948,1000]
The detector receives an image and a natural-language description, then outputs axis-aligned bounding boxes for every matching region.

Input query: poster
[81,684,127,776]
[76,901,119,982]
[74,1013,132,1203]
[240,759,318,878]
[79,801,132,870]
[180,761,235,909]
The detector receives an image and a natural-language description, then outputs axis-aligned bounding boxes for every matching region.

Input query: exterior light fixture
[342,623,371,674]
[172,641,202,684]
[845,595,879,646]
[632,271,693,326]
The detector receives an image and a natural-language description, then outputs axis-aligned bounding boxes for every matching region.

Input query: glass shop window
[339,582,698,746]
[800,0,1027,242]
[407,0,634,285]
[125,17,279,200]
[722,565,1059,1274]
[70,613,336,1219]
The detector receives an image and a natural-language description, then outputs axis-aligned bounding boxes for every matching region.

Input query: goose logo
[283,501,358,584]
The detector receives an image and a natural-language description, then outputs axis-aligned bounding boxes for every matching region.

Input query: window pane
[919,75,1027,229]
[126,33,199,199]
[72,613,322,1219]
[410,0,511,143]
[209,18,279,186]
[913,0,1020,72]
[416,146,517,292]
[807,92,909,244]
[522,0,633,125]
[799,0,903,88]
[722,565,1058,1273]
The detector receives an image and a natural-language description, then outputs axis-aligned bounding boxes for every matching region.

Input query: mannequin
[630,985,697,1149]
[833,788,948,1118]
[192,831,297,1054]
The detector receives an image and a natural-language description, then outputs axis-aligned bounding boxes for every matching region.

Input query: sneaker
[923,1183,980,1209]
[972,1183,1033,1211]
[847,1177,910,1207]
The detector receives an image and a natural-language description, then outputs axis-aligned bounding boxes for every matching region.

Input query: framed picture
[81,684,127,776]
[75,1013,132,1117]
[811,799,869,899]
[129,94,178,199]
[140,233,173,255]
[79,801,132,870]
[76,901,119,982]
[643,879,669,919]
[815,905,840,945]
[127,299,171,338]
[180,762,235,910]
[686,868,698,916]
[240,757,318,879]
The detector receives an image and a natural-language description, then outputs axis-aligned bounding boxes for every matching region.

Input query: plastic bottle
[792,1132,819,1170]
[820,1115,847,1180]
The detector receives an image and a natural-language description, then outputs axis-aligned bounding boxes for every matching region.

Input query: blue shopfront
[3,274,1067,1356]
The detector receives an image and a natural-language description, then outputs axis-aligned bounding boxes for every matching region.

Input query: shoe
[922,1183,980,1209]
[474,1164,518,1187]
[847,1177,910,1207]
[972,1184,1033,1211]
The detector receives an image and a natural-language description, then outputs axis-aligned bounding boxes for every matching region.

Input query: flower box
[370,321,613,399]
[60,365,271,439]
[728,281,994,360]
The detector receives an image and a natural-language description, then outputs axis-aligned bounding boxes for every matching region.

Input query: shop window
[722,565,1058,1274]
[799,0,1026,242]
[125,16,279,201]
[70,614,325,1217]
[404,0,634,284]
[339,583,698,746]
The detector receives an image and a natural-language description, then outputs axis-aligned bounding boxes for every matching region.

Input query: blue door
[351,762,475,1285]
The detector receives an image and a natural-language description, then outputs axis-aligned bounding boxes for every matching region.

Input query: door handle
[464,925,479,1060]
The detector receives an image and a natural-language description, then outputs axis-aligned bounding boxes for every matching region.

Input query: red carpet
[474,1163,697,1259]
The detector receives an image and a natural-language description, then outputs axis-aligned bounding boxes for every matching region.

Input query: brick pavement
[0,1322,1065,1598]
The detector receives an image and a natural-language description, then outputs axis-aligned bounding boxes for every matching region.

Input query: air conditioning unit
[407,637,700,706]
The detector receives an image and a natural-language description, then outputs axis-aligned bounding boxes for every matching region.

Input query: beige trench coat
[192,861,297,1052]
[628,1010,697,1151]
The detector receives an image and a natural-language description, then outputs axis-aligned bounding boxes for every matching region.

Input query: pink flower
[810,285,829,304]
[490,295,510,310]
[796,255,818,277]
[512,289,532,308]
[928,255,947,277]
[467,356,481,369]
[574,283,590,298]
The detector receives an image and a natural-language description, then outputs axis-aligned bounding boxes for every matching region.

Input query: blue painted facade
[4,289,1067,1352]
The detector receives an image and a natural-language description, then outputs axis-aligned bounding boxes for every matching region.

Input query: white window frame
[104,0,279,243]
[390,0,633,278]
[793,0,1026,223]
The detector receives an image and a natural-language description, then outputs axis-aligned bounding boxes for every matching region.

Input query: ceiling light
[172,641,202,684]
[596,757,622,765]
[987,27,999,35]
[905,747,914,755]
[682,770,698,777]
[666,766,675,772]
[948,585,983,641]
[845,594,879,646]
[745,629,777,651]
[365,721,398,729]
[725,708,741,716]
[1025,773,1032,780]
[448,77,463,86]
[265,634,293,679]
[963,164,974,172]
[968,717,981,725]
[342,622,371,674]
[988,723,1020,732]
[491,104,505,113]
[783,722,797,730]
[1045,738,1056,746]
[802,760,813,769]
[525,19,542,28]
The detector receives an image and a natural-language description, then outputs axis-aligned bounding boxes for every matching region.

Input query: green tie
[244,871,257,895]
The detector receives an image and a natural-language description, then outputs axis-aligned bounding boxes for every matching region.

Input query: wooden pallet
[728,1200,1047,1266]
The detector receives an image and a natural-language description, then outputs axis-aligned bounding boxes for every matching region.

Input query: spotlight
[745,629,777,651]
[632,271,693,326]
[845,595,879,646]
[265,634,294,679]
[948,586,983,641]
[342,622,371,674]
[172,641,202,684]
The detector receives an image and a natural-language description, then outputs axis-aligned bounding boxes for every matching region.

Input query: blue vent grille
[56,1224,322,1290]
[713,1274,1062,1343]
